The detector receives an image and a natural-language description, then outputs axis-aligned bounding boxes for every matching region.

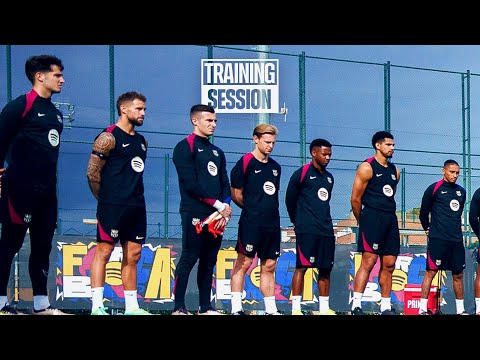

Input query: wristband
[213,200,226,212]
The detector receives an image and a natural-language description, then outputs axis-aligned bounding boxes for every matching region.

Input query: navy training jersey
[97,124,147,207]
[361,157,398,212]
[420,179,466,242]
[172,133,231,215]
[469,187,480,238]
[0,89,63,193]
[285,162,334,236]
[230,152,281,226]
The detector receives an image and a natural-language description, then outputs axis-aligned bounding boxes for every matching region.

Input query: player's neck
[252,149,268,163]
[374,154,389,167]
[116,118,135,135]
[193,129,210,139]
[31,86,52,99]
[312,160,325,173]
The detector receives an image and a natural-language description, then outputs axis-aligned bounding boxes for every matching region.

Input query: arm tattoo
[93,132,115,153]
[86,132,115,198]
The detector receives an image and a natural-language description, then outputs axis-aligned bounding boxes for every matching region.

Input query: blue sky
[273,45,480,73]
[0,44,478,238]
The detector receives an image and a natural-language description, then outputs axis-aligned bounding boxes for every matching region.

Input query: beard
[129,118,143,127]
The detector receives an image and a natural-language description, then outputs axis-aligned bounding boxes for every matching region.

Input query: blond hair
[253,123,278,138]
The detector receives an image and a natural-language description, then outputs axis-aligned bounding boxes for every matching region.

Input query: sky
[1,44,479,238]
[274,45,480,73]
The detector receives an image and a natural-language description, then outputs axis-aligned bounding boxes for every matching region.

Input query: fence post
[164,153,169,238]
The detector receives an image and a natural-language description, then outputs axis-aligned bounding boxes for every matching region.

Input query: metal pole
[207,45,213,60]
[6,45,17,305]
[384,61,391,132]
[207,46,214,144]
[164,154,169,238]
[6,45,12,102]
[299,51,306,165]
[401,168,406,245]
[461,72,471,246]
[256,45,271,126]
[466,70,472,246]
[109,45,115,125]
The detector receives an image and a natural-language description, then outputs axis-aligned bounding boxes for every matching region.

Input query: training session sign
[201,59,279,113]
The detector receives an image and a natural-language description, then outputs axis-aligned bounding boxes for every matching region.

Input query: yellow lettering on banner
[288,268,315,301]
[302,268,314,301]
[392,269,408,291]
[349,253,362,280]
[216,249,237,279]
[250,266,261,287]
[432,271,442,289]
[62,244,88,276]
[106,262,122,286]
[145,248,172,299]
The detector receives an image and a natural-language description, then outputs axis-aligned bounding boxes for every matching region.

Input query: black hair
[190,104,215,117]
[444,159,459,167]
[371,130,394,148]
[25,55,64,84]
[309,138,332,154]
[116,91,146,116]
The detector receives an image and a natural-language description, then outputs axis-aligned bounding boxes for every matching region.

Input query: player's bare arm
[393,166,401,195]
[86,132,115,199]
[231,187,244,209]
[350,162,372,222]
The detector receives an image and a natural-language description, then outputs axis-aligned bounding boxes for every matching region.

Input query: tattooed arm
[86,132,116,200]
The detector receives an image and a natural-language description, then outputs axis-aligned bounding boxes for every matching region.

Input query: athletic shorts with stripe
[236,219,281,260]
[295,233,335,270]
[426,237,465,274]
[96,203,146,244]
[357,207,400,256]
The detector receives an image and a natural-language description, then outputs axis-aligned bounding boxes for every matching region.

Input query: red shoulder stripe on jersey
[105,124,116,133]
[432,179,444,195]
[365,156,375,164]
[242,152,254,174]
[187,133,196,153]
[21,89,38,119]
[299,162,312,183]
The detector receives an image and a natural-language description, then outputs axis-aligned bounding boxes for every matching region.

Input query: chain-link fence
[1,45,479,248]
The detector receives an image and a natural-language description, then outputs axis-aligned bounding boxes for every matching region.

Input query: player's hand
[214,217,227,230]
[219,204,232,221]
